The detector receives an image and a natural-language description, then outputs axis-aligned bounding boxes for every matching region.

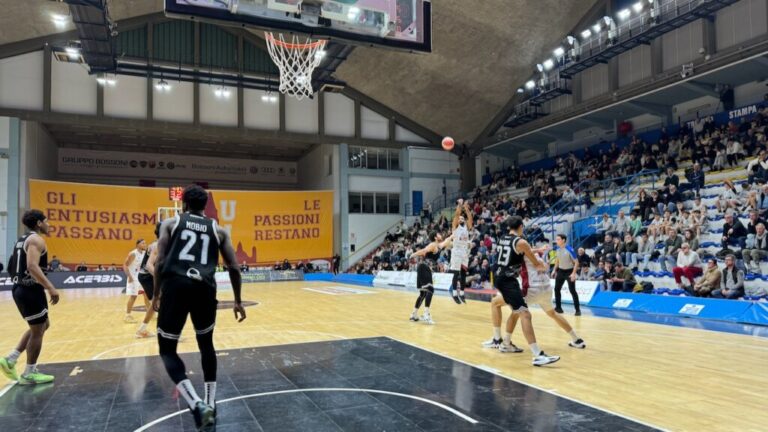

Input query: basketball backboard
[165,0,432,53]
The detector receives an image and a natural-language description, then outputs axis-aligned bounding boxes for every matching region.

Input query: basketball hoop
[265,32,327,100]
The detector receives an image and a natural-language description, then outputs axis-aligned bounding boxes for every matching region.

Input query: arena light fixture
[516,87,524,94]
[65,46,81,60]
[553,47,565,57]
[155,79,171,92]
[51,13,69,28]
[347,6,360,20]
[566,36,577,46]
[536,63,544,73]
[314,49,326,61]
[633,2,644,13]
[542,59,554,70]
[592,23,601,33]
[581,29,592,39]
[214,86,231,98]
[617,9,631,20]
[524,80,535,90]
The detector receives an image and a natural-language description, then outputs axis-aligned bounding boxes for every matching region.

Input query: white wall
[153,79,194,123]
[285,96,319,133]
[625,113,663,132]
[409,147,460,175]
[298,143,340,252]
[324,93,355,137]
[0,51,43,111]
[104,75,147,119]
[361,105,389,140]
[410,177,460,207]
[348,175,401,192]
[618,44,652,88]
[51,54,97,115]
[395,124,428,144]
[200,84,238,127]
[20,122,58,209]
[734,79,768,107]
[243,89,280,130]
[716,0,768,51]
[579,63,609,101]
[661,19,703,71]
[348,213,402,264]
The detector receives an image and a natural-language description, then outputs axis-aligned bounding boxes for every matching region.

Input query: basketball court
[1,0,768,431]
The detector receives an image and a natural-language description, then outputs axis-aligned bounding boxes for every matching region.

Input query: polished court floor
[0,281,766,431]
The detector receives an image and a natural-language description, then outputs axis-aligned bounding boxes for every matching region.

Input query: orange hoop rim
[265,32,327,50]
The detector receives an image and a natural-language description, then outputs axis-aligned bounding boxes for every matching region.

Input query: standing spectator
[742,223,768,274]
[332,254,341,274]
[672,243,702,291]
[721,212,747,249]
[712,255,744,299]
[692,258,721,297]
[551,234,581,316]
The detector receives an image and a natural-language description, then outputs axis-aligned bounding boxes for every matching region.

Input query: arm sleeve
[736,271,745,289]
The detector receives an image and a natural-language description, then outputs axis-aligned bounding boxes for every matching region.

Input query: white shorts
[526,288,554,311]
[449,254,469,271]
[126,280,142,296]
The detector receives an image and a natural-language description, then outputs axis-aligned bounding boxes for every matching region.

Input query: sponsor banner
[29,180,333,267]
[550,280,600,305]
[727,103,759,121]
[373,271,454,291]
[0,271,125,290]
[58,148,297,184]
[215,270,305,289]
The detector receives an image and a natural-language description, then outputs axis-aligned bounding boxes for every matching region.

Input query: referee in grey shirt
[552,234,581,315]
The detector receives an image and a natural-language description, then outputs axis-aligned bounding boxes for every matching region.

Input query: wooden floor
[0,281,766,432]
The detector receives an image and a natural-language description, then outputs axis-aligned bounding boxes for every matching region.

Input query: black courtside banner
[0,271,125,291]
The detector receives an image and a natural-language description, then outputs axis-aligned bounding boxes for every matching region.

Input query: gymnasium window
[348,192,401,214]
[348,146,401,171]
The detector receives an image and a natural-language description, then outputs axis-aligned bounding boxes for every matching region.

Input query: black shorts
[495,275,528,312]
[12,284,49,325]
[157,276,218,341]
[416,263,434,292]
[138,273,155,300]
[451,268,467,289]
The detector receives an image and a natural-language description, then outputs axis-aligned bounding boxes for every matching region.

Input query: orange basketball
[442,136,455,151]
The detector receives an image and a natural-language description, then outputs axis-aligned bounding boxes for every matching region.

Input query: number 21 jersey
[161,213,220,288]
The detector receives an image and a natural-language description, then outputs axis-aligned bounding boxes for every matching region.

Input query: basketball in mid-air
[442,136,455,151]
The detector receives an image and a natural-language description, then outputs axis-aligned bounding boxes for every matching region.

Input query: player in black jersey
[492,216,560,367]
[0,210,60,385]
[153,185,246,430]
[135,223,161,338]
[408,232,450,325]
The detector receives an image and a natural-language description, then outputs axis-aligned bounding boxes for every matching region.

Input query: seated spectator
[632,232,655,271]
[682,229,700,253]
[619,234,638,267]
[746,150,768,184]
[636,189,653,221]
[721,212,747,250]
[96,264,104,271]
[240,261,250,272]
[690,209,708,237]
[712,254,744,299]
[693,258,721,297]
[659,184,683,214]
[672,243,702,291]
[663,166,679,189]
[49,255,61,272]
[715,180,742,213]
[746,210,766,235]
[628,212,642,237]
[273,261,282,270]
[661,227,682,272]
[742,222,768,274]
[613,210,630,238]
[681,163,705,194]
[605,262,636,292]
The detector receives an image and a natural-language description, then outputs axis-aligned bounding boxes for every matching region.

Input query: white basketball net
[265,32,328,100]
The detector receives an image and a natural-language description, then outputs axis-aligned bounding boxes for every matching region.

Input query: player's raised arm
[217,226,245,322]
[452,199,463,230]
[464,202,474,229]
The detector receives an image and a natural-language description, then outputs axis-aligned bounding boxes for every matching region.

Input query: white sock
[7,350,21,363]
[412,308,419,315]
[204,382,217,408]
[24,364,36,375]
[492,327,501,340]
[503,333,512,345]
[529,343,541,357]
[176,379,202,409]
[138,323,147,332]
[569,330,579,342]
[424,307,430,314]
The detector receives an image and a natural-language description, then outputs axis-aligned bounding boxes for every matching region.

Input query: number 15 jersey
[161,213,220,288]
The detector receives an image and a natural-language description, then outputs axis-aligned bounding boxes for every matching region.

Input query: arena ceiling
[0,0,602,146]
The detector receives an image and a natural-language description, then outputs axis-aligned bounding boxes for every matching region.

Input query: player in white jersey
[123,239,147,323]
[448,200,473,304]
[482,235,586,353]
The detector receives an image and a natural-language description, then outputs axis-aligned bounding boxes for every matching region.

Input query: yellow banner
[29,180,333,267]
